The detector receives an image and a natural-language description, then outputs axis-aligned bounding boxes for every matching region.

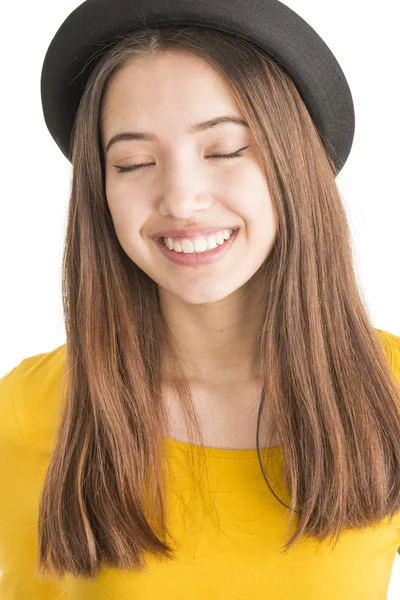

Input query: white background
[0,0,399,593]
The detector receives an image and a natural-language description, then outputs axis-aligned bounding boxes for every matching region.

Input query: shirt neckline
[162,435,282,460]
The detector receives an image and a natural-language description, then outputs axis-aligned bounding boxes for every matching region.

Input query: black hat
[40,0,355,174]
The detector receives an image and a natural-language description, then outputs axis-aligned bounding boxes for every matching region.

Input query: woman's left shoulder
[374,327,400,382]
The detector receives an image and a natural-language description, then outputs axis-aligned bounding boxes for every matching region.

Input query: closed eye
[113,145,250,173]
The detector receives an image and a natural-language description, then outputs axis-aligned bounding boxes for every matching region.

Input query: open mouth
[154,228,239,267]
[158,228,238,252]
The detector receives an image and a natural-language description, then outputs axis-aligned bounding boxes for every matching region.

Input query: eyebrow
[105,115,249,154]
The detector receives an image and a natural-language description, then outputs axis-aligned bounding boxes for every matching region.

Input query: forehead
[102,51,240,125]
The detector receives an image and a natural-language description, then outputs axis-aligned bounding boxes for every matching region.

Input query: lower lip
[153,229,239,267]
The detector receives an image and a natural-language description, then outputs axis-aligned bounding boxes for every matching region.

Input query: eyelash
[113,145,250,174]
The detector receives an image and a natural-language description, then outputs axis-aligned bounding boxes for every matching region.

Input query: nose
[159,192,213,219]
[158,163,214,219]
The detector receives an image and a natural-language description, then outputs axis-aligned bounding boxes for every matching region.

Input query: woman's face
[101,50,277,304]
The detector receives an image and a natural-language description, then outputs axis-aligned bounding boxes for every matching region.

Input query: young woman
[1,0,400,598]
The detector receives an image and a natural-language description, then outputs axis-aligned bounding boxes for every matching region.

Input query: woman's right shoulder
[0,345,69,598]
[0,344,67,451]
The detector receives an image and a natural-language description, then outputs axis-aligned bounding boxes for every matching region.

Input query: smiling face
[101,50,277,305]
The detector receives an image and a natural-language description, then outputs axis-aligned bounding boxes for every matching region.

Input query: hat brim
[40,0,355,174]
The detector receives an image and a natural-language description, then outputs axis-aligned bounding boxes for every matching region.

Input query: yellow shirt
[1,328,400,599]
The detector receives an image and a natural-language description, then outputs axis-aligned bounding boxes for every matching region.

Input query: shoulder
[1,329,399,448]
[0,344,67,451]
[374,328,400,384]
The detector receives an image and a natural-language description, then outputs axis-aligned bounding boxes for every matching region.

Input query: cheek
[236,171,273,215]
[106,189,149,238]
[246,187,277,243]
[256,203,278,251]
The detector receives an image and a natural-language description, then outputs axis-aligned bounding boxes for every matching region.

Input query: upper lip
[153,226,238,239]
[154,226,238,238]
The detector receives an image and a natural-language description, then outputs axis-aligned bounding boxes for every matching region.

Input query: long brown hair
[36,26,400,581]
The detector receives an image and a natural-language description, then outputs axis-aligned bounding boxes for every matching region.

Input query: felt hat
[41,0,355,174]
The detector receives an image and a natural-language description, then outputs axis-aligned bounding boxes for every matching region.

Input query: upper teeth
[163,229,234,253]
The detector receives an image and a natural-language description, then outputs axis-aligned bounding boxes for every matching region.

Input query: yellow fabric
[1,328,400,599]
